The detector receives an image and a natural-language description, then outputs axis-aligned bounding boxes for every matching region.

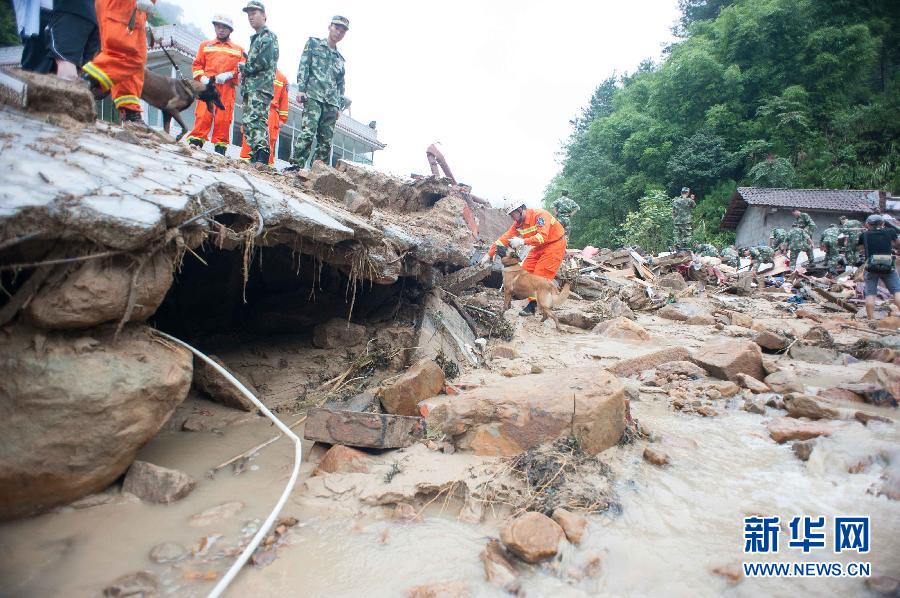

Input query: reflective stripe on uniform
[533,233,545,244]
[192,69,204,77]
[494,240,506,247]
[82,62,113,91]
[203,46,243,57]
[274,80,284,87]
[114,94,141,107]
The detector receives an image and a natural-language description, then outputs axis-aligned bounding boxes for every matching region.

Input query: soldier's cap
[866,214,884,225]
[243,1,265,14]
[681,187,690,193]
[331,15,350,29]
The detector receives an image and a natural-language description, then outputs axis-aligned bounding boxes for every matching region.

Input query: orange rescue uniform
[240,70,290,165]
[489,208,567,279]
[187,38,244,148]
[82,0,154,113]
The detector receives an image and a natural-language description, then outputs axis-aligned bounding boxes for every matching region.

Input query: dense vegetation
[546,0,900,252]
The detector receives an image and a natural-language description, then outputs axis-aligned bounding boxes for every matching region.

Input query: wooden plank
[304,408,426,448]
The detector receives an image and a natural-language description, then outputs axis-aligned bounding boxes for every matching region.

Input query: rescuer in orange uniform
[239,69,289,165]
[186,15,244,155]
[482,199,568,315]
[81,0,155,123]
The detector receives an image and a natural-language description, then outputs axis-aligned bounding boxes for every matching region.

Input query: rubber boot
[81,72,108,100]
[214,145,226,156]
[254,148,270,167]
[119,108,142,123]
[188,138,203,150]
[519,299,537,317]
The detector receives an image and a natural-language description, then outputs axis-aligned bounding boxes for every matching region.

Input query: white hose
[154,331,302,598]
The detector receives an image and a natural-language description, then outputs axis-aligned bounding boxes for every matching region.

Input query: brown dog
[501,254,570,330]
[140,69,225,141]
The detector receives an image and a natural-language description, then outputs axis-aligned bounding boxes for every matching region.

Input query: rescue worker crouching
[481,199,567,316]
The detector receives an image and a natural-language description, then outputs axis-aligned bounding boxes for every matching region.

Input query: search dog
[140,69,225,142]
[499,248,570,331]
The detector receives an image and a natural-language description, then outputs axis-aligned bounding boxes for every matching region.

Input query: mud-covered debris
[489,437,614,515]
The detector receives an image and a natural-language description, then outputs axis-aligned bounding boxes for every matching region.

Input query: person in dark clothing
[15,1,54,74]
[47,0,100,80]
[857,214,900,320]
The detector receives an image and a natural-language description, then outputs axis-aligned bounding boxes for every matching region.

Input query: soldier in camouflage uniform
[839,215,864,265]
[744,245,775,274]
[239,1,279,165]
[693,242,719,258]
[786,225,814,269]
[769,227,787,250]
[720,245,739,268]
[288,16,349,170]
[672,187,695,250]
[552,190,580,234]
[819,224,842,270]
[792,210,816,237]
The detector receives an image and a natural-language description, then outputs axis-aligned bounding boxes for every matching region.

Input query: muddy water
[2,336,899,596]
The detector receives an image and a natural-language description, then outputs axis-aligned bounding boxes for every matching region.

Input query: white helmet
[503,199,525,215]
[212,15,234,30]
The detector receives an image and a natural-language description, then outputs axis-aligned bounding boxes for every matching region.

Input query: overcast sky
[181,1,680,206]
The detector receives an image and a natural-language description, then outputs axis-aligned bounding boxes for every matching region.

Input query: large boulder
[592,317,650,341]
[193,354,257,412]
[312,318,367,349]
[693,340,764,382]
[380,359,445,416]
[500,511,564,563]
[122,461,196,504]
[784,395,839,420]
[657,302,711,322]
[861,366,900,404]
[0,325,192,519]
[556,307,602,330]
[767,418,837,443]
[607,346,693,378]
[422,366,626,456]
[25,251,174,330]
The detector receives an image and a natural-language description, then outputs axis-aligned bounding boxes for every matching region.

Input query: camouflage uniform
[695,243,719,258]
[793,212,816,236]
[552,195,580,233]
[721,246,739,268]
[769,228,787,249]
[840,219,864,265]
[672,194,695,249]
[291,37,346,168]
[819,225,842,269]
[239,25,279,155]
[786,226,814,269]
[748,245,774,273]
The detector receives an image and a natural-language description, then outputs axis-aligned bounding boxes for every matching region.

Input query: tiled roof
[148,24,205,58]
[736,187,880,211]
[721,187,881,229]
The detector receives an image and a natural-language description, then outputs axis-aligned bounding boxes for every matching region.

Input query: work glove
[215,72,234,84]
[200,76,210,85]
[479,253,492,267]
[509,237,525,249]
[136,0,154,12]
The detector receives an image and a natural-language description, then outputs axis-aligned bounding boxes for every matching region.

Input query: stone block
[304,408,426,449]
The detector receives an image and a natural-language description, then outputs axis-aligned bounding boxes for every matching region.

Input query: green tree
[620,190,674,254]
[0,0,20,47]
[747,156,796,187]
[548,0,899,251]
